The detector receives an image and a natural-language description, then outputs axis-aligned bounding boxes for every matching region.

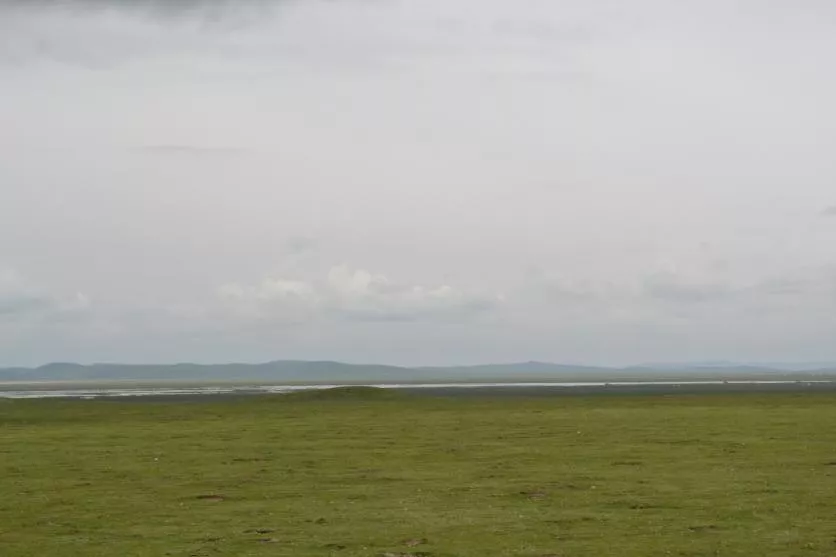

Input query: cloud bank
[0,269,89,320]
[219,265,502,323]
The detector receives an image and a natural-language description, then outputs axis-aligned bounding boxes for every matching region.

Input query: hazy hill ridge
[2,360,835,383]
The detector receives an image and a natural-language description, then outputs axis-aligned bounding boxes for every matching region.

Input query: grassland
[2,389,835,556]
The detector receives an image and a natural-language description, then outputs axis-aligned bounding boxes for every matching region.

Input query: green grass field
[2,389,835,556]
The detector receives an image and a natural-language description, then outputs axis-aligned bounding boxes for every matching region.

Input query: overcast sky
[2,0,836,367]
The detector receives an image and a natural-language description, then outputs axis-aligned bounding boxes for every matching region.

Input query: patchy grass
[2,392,836,556]
[281,385,406,402]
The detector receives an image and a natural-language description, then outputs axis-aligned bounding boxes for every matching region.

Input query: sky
[2,0,836,367]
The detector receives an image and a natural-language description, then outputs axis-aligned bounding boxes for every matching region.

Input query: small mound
[282,386,402,401]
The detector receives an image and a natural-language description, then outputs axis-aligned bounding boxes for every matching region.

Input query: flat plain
[2,388,835,556]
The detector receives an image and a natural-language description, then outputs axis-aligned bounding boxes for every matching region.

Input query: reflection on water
[1,381,832,399]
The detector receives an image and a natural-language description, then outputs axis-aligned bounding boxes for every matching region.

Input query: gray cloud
[641,272,735,304]
[5,0,282,21]
[0,294,51,317]
[822,206,836,217]
[140,144,246,156]
[530,266,836,314]
[0,270,90,320]
[284,236,318,256]
[219,265,503,324]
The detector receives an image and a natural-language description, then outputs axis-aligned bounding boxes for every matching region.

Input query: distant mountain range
[638,361,836,372]
[2,360,836,384]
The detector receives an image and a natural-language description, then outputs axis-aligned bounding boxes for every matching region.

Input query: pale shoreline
[3,380,836,400]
